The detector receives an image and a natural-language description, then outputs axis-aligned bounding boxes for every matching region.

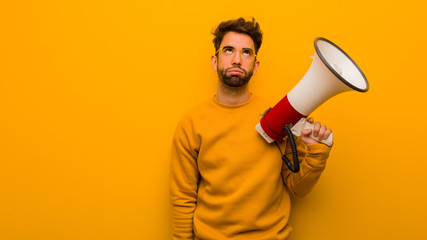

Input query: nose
[231,50,242,65]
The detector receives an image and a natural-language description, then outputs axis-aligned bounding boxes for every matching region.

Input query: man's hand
[300,118,332,146]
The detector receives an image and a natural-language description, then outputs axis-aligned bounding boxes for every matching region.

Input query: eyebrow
[222,45,234,49]
[222,46,254,51]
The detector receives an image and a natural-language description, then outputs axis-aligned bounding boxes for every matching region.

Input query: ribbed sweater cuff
[305,143,331,168]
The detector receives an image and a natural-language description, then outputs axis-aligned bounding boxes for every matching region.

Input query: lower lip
[228,70,243,75]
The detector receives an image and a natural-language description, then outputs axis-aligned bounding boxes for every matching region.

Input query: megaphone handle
[291,118,333,146]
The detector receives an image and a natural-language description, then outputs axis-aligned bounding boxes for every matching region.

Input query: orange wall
[1,0,426,239]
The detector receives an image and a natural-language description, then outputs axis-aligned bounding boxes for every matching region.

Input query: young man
[170,18,332,240]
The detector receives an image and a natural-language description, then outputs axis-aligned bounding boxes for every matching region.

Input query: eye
[223,48,234,54]
[242,49,253,56]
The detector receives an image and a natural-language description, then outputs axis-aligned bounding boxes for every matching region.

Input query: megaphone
[256,37,369,171]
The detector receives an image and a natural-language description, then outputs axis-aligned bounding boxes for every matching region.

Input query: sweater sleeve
[170,117,200,239]
[281,136,331,198]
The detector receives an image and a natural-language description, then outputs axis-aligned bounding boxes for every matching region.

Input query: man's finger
[324,128,332,140]
[313,121,321,137]
[318,125,326,141]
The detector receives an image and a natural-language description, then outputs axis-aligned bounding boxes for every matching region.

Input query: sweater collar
[210,93,257,111]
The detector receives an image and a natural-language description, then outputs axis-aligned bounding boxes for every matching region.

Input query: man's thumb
[301,129,312,136]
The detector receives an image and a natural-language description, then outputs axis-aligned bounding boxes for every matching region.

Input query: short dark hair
[212,17,263,56]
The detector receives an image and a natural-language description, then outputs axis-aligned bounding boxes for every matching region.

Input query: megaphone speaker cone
[314,37,369,92]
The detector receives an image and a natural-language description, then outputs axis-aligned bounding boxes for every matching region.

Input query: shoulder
[174,98,213,132]
[252,93,274,105]
[179,99,212,122]
[172,99,213,148]
[249,93,276,113]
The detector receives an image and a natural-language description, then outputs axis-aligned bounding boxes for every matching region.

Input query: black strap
[274,126,300,172]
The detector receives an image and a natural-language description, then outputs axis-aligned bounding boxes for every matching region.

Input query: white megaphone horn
[256,37,369,146]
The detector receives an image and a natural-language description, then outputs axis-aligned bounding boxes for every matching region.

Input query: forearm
[171,204,196,239]
[170,122,200,239]
[170,153,198,239]
[283,138,331,198]
[170,168,198,239]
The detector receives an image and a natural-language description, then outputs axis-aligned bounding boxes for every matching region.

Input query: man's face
[211,31,260,88]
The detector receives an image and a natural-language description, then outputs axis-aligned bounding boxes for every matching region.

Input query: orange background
[1,0,426,239]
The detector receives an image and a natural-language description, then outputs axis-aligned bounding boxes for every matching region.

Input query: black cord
[274,126,300,173]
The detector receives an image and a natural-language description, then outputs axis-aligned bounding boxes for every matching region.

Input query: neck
[216,80,251,105]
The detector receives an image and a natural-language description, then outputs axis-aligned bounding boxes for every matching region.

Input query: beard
[217,65,254,88]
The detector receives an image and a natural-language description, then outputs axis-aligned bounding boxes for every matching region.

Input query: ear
[211,55,218,71]
[253,59,260,75]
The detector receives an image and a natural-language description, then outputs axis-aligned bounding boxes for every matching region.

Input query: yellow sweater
[170,94,331,240]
